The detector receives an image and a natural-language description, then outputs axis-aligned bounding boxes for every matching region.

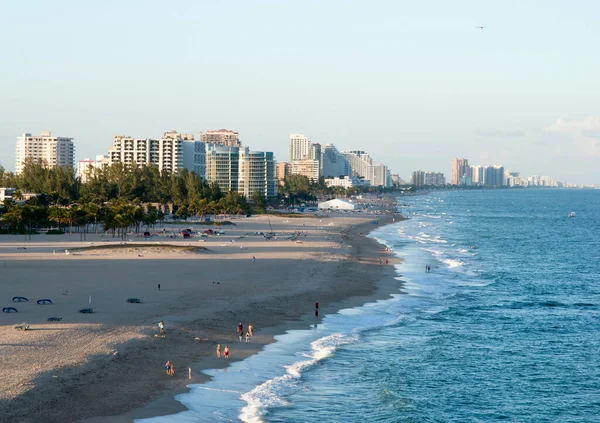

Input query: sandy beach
[0,212,404,422]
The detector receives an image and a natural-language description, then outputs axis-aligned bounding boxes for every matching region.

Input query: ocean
[140,189,600,423]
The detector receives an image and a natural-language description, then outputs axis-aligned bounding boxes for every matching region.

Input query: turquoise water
[140,189,600,423]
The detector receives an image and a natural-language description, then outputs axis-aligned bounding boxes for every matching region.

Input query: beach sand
[0,213,403,422]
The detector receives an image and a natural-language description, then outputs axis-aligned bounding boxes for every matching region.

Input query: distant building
[182,140,207,177]
[238,149,276,198]
[390,174,401,186]
[205,144,241,192]
[321,144,350,178]
[199,130,240,147]
[77,155,109,183]
[291,159,321,182]
[451,158,470,185]
[411,171,446,187]
[107,131,188,174]
[288,134,313,162]
[341,150,389,187]
[289,134,322,180]
[324,176,368,189]
[276,162,290,186]
[205,144,276,197]
[15,131,74,175]
[318,198,356,210]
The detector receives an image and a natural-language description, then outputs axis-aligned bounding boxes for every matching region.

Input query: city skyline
[1,1,599,184]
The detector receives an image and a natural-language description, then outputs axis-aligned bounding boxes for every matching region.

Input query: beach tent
[318,198,356,211]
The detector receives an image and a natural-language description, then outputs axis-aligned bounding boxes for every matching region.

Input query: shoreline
[115,215,406,423]
[0,212,405,423]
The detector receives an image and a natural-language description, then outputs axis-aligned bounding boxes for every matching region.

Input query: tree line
[0,160,251,236]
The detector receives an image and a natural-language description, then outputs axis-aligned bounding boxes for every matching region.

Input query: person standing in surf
[224,345,229,359]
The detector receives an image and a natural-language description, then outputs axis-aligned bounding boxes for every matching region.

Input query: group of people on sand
[237,321,253,343]
[216,344,229,359]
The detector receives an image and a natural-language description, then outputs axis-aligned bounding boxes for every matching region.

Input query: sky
[0,0,599,184]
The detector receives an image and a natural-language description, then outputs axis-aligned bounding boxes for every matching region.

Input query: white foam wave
[239,333,358,423]
[442,258,464,268]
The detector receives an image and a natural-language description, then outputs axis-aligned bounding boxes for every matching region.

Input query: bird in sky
[475,26,487,30]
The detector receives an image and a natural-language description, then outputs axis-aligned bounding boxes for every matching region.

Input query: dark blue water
[141,189,600,423]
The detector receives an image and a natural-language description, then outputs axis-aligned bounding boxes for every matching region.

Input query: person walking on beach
[188,366,192,380]
[165,360,171,375]
[158,283,161,291]
[245,331,250,343]
[252,256,256,263]
[170,363,175,376]
[158,321,165,335]
[216,344,221,358]
[224,345,229,359]
[248,323,253,336]
[237,322,243,340]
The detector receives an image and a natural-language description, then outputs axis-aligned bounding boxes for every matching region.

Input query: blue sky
[1,0,599,183]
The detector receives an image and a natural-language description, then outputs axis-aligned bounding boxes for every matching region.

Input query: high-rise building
[199,130,241,147]
[411,171,445,187]
[205,144,241,192]
[470,165,484,185]
[15,131,74,175]
[288,134,322,179]
[107,132,187,174]
[205,145,277,197]
[276,162,290,185]
[451,158,470,185]
[288,134,312,162]
[321,144,350,178]
[340,150,389,187]
[182,140,207,177]
[238,149,276,198]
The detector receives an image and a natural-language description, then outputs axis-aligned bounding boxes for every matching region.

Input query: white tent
[318,198,355,210]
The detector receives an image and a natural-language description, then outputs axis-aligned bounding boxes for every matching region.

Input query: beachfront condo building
[205,144,241,192]
[15,131,74,175]
[108,132,190,174]
[238,149,276,198]
[276,162,290,186]
[341,150,390,187]
[200,129,241,147]
[451,158,470,185]
[205,144,276,198]
[182,140,207,177]
[321,144,351,178]
[411,171,446,187]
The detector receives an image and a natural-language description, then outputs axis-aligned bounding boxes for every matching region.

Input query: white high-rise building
[289,134,312,162]
[15,131,74,175]
[107,131,186,174]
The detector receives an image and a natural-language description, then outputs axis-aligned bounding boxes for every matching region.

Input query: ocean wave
[442,258,464,268]
[239,333,359,423]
